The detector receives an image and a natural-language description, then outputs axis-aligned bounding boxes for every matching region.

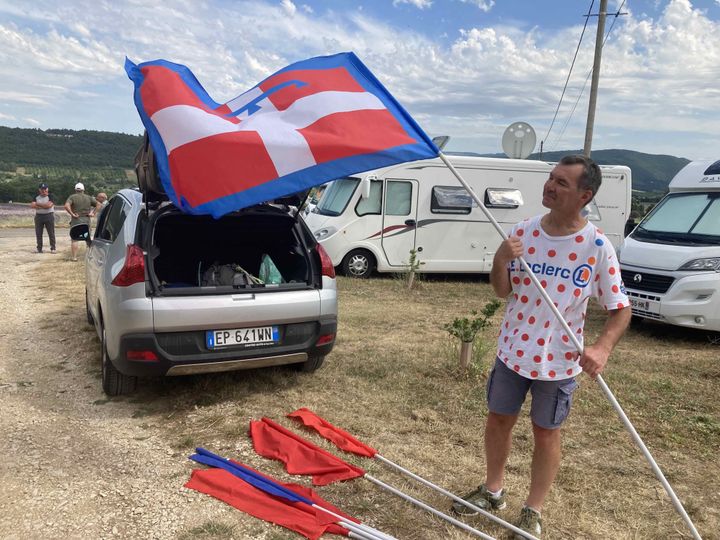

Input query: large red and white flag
[125,53,439,217]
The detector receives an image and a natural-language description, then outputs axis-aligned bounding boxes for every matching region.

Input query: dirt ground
[0,230,244,540]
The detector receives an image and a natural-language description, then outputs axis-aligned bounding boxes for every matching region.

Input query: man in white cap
[64,182,96,261]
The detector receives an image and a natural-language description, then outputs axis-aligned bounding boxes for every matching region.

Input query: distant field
[0,203,68,228]
[0,203,33,217]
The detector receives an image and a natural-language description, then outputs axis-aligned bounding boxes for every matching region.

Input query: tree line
[0,126,142,169]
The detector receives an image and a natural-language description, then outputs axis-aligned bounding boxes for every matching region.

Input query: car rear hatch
[145,205,326,332]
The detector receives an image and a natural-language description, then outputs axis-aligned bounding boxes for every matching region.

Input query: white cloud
[24,117,41,126]
[280,0,296,16]
[301,3,313,14]
[0,91,49,106]
[460,0,495,12]
[70,22,92,38]
[0,112,16,121]
[0,0,717,159]
[393,0,433,9]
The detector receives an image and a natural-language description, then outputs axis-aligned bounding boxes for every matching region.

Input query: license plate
[629,298,649,311]
[629,297,659,314]
[206,326,279,349]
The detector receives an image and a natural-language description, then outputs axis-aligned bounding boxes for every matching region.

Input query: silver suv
[85,188,337,395]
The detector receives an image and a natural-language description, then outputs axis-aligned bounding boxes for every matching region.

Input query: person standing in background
[31,182,56,254]
[64,182,96,262]
[96,192,109,209]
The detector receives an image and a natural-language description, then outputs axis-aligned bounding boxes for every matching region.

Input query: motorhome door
[381,179,419,267]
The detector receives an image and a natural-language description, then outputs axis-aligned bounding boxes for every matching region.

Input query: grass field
[41,257,719,540]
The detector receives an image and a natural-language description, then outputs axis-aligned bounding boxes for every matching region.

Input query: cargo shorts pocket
[552,382,577,426]
[486,365,497,403]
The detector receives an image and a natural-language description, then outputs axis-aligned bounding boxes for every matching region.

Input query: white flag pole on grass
[438,152,702,540]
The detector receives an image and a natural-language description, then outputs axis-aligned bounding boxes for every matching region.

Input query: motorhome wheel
[342,249,375,278]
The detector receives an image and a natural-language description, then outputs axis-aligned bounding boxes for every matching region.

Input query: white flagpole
[438,152,703,540]
[373,454,538,540]
[364,475,497,540]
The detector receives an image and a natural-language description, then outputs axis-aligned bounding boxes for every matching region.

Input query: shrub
[444,299,502,342]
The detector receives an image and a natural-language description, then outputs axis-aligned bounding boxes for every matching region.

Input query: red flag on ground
[288,408,377,458]
[186,467,352,539]
[250,417,365,485]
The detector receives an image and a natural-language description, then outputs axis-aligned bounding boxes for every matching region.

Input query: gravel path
[0,231,246,539]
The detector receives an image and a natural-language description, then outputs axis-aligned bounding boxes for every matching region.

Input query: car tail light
[315,333,335,346]
[126,350,158,362]
[111,244,145,287]
[316,243,335,278]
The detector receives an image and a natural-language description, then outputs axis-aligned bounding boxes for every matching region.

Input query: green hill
[527,149,689,192]
[0,126,143,203]
[0,126,142,169]
[470,148,690,192]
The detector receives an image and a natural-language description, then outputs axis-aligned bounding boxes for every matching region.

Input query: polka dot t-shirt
[497,215,629,381]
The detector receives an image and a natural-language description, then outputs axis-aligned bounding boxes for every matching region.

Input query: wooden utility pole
[583,0,607,157]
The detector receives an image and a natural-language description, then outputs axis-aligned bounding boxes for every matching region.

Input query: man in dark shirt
[31,183,56,254]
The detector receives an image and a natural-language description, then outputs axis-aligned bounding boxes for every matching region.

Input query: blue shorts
[487,357,578,429]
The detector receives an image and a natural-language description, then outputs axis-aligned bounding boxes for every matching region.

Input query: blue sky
[1,0,720,160]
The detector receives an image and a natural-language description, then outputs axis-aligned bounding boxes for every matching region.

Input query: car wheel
[298,355,325,373]
[342,249,375,278]
[85,289,93,325]
[101,327,137,396]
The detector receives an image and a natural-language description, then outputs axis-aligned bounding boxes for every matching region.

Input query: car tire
[298,355,325,373]
[342,249,375,278]
[101,327,137,396]
[85,289,93,325]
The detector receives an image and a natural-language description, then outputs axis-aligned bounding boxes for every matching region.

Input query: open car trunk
[146,206,319,295]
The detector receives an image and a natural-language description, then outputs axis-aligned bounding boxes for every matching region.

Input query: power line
[541,0,595,146]
[549,0,627,152]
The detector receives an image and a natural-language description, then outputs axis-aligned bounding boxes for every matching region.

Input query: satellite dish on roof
[501,122,536,159]
[432,135,450,150]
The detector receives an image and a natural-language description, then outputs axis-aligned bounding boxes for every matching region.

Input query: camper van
[304,154,631,277]
[618,159,720,332]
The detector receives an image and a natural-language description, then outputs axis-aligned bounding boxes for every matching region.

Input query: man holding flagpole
[452,155,631,538]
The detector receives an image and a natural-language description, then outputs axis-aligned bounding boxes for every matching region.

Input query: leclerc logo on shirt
[509,260,594,288]
[572,264,593,288]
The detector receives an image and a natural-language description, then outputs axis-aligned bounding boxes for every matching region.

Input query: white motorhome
[304,154,631,277]
[619,159,720,332]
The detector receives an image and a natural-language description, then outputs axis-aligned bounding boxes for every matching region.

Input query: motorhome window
[582,200,601,221]
[310,183,328,205]
[485,188,523,209]
[704,160,720,175]
[356,180,383,216]
[635,193,720,242]
[385,180,412,216]
[431,186,476,214]
[692,196,720,236]
[315,178,359,216]
[641,194,711,233]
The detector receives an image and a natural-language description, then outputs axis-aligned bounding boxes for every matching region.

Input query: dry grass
[31,260,720,539]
